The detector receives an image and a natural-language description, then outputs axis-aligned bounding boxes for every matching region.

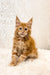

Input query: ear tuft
[27,18,33,28]
[16,16,21,27]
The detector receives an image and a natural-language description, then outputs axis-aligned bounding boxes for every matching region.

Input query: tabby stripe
[21,55,26,58]
[12,55,18,58]
[14,50,17,53]
[12,52,17,55]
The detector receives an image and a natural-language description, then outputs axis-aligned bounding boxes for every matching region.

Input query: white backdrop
[0,0,50,49]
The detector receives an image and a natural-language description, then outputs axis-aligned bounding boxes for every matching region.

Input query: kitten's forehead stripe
[20,23,27,27]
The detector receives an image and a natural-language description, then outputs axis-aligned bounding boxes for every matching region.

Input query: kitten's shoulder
[29,36,35,45]
[29,36,35,41]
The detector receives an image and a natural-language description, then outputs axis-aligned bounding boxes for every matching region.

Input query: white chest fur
[17,40,26,50]
[18,40,24,45]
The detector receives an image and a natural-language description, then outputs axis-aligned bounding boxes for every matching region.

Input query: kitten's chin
[20,34,25,37]
[20,34,28,38]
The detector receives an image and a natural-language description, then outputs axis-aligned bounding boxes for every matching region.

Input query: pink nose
[22,32,24,34]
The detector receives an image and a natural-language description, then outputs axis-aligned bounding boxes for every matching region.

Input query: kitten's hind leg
[28,49,38,61]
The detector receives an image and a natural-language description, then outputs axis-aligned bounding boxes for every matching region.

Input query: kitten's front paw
[9,62,16,66]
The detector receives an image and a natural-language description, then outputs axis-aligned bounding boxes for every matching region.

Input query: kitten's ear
[16,16,21,27]
[27,18,33,28]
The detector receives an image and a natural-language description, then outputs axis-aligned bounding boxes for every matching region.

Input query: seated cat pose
[9,16,38,66]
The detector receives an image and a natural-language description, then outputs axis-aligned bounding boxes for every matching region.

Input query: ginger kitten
[9,16,38,66]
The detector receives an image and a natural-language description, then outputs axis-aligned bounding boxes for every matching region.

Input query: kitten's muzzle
[21,32,24,35]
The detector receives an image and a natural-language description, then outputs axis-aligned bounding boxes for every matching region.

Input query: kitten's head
[15,16,33,38]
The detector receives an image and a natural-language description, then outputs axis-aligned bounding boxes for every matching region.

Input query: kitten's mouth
[20,34,28,38]
[21,33,24,35]
[20,34,25,37]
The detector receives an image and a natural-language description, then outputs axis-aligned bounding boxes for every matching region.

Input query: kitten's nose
[22,32,24,34]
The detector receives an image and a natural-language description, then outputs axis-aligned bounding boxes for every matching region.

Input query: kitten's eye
[25,28,27,31]
[19,27,22,30]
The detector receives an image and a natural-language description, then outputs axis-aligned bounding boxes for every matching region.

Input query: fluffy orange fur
[9,16,38,66]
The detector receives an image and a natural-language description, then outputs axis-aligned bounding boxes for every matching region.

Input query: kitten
[9,16,38,66]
